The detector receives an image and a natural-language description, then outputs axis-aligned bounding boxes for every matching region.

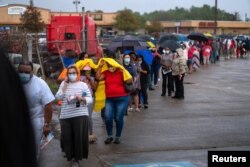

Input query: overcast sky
[1,0,250,20]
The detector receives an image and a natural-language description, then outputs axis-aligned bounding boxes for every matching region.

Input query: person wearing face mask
[80,64,98,143]
[136,55,150,109]
[18,61,55,160]
[161,48,174,97]
[96,58,132,144]
[122,54,140,113]
[150,47,161,89]
[55,65,93,167]
[172,48,187,99]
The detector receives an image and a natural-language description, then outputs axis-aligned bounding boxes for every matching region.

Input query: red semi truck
[46,14,102,57]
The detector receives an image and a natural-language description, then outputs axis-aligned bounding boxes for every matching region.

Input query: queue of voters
[1,34,250,167]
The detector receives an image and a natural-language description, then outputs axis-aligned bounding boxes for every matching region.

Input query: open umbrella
[187,32,208,41]
[138,35,156,48]
[135,49,154,65]
[159,40,181,51]
[107,35,148,51]
[204,33,214,40]
[158,34,178,45]
[138,35,152,42]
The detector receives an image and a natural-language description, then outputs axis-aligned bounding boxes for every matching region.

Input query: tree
[20,0,45,33]
[114,8,140,32]
[145,21,163,34]
[133,12,146,29]
[20,0,46,79]
[142,4,242,21]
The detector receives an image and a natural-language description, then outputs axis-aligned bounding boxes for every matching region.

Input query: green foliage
[46,79,59,95]
[145,21,163,34]
[142,4,241,21]
[114,8,141,32]
[20,0,45,33]
[133,12,146,28]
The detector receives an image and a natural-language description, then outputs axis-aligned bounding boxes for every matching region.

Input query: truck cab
[47,15,102,57]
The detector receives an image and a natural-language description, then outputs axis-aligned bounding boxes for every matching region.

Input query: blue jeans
[150,64,161,86]
[104,96,129,138]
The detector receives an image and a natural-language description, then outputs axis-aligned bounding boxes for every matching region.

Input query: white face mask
[124,58,131,65]
[68,74,77,82]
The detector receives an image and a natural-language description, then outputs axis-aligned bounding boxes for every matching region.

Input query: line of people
[3,38,249,167]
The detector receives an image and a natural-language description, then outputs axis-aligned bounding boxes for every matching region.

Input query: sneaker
[161,93,166,96]
[104,137,113,144]
[144,105,148,109]
[114,138,121,144]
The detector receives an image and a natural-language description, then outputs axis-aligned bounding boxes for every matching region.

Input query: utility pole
[82,7,86,52]
[73,0,81,12]
[214,0,218,35]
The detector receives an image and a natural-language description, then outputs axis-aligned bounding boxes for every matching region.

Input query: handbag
[124,81,135,93]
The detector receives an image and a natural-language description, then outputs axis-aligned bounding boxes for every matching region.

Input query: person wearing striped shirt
[55,65,93,167]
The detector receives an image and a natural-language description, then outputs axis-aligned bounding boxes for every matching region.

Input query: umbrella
[204,33,214,40]
[138,35,152,42]
[107,35,149,51]
[124,49,154,65]
[138,35,156,47]
[218,34,234,39]
[135,49,154,65]
[159,40,181,51]
[158,34,178,45]
[187,32,208,41]
[177,34,189,42]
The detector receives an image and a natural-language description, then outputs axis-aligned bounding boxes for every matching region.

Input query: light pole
[73,0,81,12]
[214,0,218,35]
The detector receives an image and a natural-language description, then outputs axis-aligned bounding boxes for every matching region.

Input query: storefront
[1,4,249,35]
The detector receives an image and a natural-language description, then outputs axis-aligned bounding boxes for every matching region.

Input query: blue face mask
[19,73,31,84]
[124,58,130,65]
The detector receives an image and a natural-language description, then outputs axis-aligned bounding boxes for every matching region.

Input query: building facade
[0,4,249,35]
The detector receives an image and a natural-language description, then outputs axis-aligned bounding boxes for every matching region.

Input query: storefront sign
[8,6,26,15]
[199,22,217,27]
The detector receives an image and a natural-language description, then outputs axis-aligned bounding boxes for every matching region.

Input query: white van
[7,53,42,77]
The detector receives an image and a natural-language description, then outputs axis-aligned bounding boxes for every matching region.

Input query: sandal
[89,135,97,144]
[128,107,133,112]
[135,108,140,112]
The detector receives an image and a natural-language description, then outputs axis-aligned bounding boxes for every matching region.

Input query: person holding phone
[55,64,93,167]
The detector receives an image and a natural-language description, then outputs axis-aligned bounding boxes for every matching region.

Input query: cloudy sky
[1,0,250,20]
